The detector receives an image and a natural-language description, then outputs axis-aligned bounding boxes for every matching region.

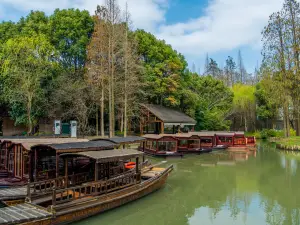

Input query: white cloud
[0,0,286,65]
[0,0,167,32]
[156,0,284,57]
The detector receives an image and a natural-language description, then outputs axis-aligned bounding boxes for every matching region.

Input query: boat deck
[0,203,51,224]
[0,186,27,200]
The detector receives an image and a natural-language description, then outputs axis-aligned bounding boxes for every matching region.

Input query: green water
[75,142,300,225]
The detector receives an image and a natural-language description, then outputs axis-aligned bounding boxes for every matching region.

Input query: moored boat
[0,149,173,225]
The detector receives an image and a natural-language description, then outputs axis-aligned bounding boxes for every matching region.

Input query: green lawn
[276,136,300,147]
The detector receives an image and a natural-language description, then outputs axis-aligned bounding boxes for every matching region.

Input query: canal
[75,142,300,225]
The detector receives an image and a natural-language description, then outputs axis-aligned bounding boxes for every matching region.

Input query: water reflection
[74,143,300,225]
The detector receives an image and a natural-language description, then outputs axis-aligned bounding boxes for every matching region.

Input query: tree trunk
[100,86,104,137]
[244,115,248,132]
[120,111,124,134]
[27,97,32,135]
[96,105,99,136]
[284,100,290,137]
[108,32,112,138]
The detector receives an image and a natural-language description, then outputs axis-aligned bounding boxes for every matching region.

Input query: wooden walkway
[0,203,51,224]
[0,186,27,200]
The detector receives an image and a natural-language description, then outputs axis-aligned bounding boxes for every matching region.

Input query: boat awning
[90,136,145,144]
[60,149,144,163]
[31,141,116,153]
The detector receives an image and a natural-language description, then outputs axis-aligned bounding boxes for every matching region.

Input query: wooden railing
[27,172,91,198]
[53,172,141,206]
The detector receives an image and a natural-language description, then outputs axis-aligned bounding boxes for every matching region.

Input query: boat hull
[21,166,173,225]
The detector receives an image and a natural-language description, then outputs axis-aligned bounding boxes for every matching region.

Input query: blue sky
[0,0,285,74]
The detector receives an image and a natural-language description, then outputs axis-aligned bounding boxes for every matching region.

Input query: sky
[0,0,285,74]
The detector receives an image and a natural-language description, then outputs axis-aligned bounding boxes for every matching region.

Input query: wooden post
[26,178,31,203]
[55,152,59,178]
[52,183,56,207]
[172,125,175,134]
[94,161,98,181]
[142,141,145,152]
[136,157,139,174]
[107,162,110,179]
[64,158,68,187]
[28,152,32,182]
[161,122,164,134]
[34,149,37,182]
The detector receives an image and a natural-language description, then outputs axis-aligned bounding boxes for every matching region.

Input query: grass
[276,136,300,147]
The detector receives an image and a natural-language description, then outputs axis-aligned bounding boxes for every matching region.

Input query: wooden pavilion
[140,104,196,134]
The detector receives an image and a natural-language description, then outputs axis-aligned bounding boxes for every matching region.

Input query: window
[158,141,176,152]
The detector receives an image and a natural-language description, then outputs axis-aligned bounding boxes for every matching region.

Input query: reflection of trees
[75,146,300,225]
[258,146,300,225]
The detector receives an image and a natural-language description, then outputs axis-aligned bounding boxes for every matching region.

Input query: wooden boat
[0,149,173,225]
[212,145,228,151]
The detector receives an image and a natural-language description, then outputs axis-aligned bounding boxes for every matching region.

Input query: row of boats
[0,132,256,225]
[140,131,256,157]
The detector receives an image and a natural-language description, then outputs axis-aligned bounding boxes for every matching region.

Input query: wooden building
[140,104,196,134]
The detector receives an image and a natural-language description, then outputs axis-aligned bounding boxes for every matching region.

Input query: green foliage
[188,75,234,130]
[134,29,187,106]
[255,82,278,120]
[232,84,255,109]
[49,9,94,71]
[0,35,58,132]
[257,129,296,139]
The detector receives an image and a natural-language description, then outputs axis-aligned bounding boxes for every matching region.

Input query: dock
[0,203,51,224]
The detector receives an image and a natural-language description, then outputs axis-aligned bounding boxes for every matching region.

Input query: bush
[257,128,296,139]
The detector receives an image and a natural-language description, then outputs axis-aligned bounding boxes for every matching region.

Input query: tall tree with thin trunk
[262,11,291,137]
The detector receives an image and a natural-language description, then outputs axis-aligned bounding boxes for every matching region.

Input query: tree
[232,84,256,132]
[207,58,221,78]
[262,11,292,137]
[86,8,107,137]
[204,53,209,75]
[49,9,94,73]
[255,82,279,128]
[225,56,237,87]
[194,76,234,130]
[283,0,300,135]
[0,35,58,134]
[237,50,247,83]
[134,29,187,107]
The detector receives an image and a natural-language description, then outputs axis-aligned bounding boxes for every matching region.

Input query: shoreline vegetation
[275,137,300,151]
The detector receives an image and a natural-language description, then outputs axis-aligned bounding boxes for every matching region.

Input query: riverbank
[275,137,300,151]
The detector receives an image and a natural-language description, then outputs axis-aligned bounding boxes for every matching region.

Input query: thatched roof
[141,104,196,125]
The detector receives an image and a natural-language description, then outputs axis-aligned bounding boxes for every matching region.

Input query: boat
[0,149,173,225]
[212,145,228,151]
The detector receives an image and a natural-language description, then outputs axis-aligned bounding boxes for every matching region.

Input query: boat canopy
[90,136,145,144]
[60,149,144,163]
[31,141,116,152]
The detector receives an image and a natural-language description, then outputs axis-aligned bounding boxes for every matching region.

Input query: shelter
[140,104,196,134]
[90,136,146,149]
[60,149,143,181]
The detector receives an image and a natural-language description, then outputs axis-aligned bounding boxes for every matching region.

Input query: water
[75,142,300,225]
